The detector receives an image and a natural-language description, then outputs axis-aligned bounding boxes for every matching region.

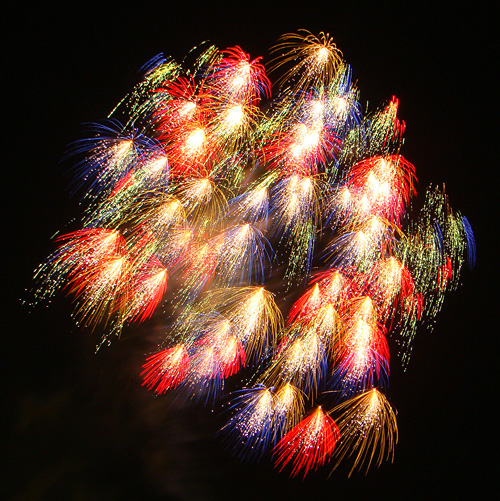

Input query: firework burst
[32,30,474,479]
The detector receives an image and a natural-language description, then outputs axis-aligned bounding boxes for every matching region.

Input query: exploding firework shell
[33,31,474,480]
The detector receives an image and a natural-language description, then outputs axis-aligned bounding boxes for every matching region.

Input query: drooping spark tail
[274,406,340,478]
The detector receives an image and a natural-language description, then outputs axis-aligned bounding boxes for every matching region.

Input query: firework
[330,388,398,477]
[269,30,344,90]
[141,344,190,394]
[274,406,340,478]
[221,385,277,461]
[33,30,474,479]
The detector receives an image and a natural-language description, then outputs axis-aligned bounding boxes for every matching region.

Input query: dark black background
[4,2,496,499]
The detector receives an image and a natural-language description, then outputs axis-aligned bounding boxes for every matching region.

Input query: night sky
[4,3,496,500]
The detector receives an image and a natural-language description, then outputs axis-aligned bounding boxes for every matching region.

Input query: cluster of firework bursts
[33,31,475,478]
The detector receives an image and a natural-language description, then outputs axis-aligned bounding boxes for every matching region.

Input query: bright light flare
[224,104,245,127]
[186,128,206,151]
